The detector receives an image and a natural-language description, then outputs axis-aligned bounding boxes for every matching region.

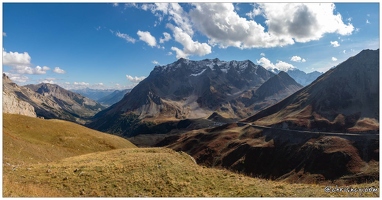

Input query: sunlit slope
[3,113,136,165]
[4,147,379,197]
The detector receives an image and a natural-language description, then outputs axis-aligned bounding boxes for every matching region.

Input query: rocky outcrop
[2,91,36,117]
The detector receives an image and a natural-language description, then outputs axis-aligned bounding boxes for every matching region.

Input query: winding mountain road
[237,122,379,139]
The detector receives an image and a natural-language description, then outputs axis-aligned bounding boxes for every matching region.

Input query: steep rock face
[89,58,275,134]
[2,91,36,117]
[3,74,37,117]
[226,71,303,118]
[245,49,379,132]
[26,83,105,118]
[3,74,105,124]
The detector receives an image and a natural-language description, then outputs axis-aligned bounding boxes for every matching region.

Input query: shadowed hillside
[245,49,379,133]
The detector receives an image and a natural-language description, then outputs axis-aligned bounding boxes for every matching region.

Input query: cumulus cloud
[260,52,265,57]
[257,57,295,72]
[137,30,157,47]
[116,31,136,43]
[3,49,31,67]
[290,56,306,62]
[126,75,146,83]
[330,41,340,47]
[40,78,56,84]
[245,3,262,19]
[188,3,353,49]
[53,67,66,74]
[4,72,29,83]
[261,3,354,42]
[366,19,370,24]
[34,66,50,74]
[332,57,338,61]
[74,82,90,86]
[189,3,295,49]
[159,32,172,43]
[152,60,159,65]
[169,26,211,59]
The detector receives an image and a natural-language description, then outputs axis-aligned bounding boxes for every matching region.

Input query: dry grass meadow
[3,114,379,197]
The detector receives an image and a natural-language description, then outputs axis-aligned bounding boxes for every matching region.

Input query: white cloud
[245,3,262,19]
[126,75,146,83]
[159,32,172,43]
[343,50,346,54]
[161,3,194,36]
[332,57,338,61]
[3,49,31,67]
[261,3,354,42]
[257,57,295,72]
[366,19,370,24]
[65,82,70,85]
[40,78,56,84]
[169,26,211,59]
[116,31,136,43]
[290,56,306,62]
[330,41,340,47]
[74,82,90,86]
[113,3,118,7]
[165,3,194,37]
[138,3,354,55]
[152,60,159,65]
[53,67,66,74]
[4,72,29,83]
[167,52,173,55]
[3,32,6,37]
[34,66,50,74]
[137,30,157,47]
[189,3,293,49]
[3,49,52,74]
[260,52,265,57]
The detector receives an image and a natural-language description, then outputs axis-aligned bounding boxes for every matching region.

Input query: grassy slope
[3,113,136,165]
[4,148,379,197]
[3,114,379,197]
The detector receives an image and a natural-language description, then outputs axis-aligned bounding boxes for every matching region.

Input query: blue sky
[2,2,379,90]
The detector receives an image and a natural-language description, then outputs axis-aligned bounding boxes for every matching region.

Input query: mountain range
[88,58,302,135]
[245,49,379,133]
[2,49,379,187]
[3,74,105,124]
[160,49,379,183]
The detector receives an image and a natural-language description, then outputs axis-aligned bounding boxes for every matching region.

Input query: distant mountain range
[97,89,131,107]
[71,88,116,101]
[3,74,105,124]
[71,88,131,107]
[285,69,323,86]
[88,58,302,136]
